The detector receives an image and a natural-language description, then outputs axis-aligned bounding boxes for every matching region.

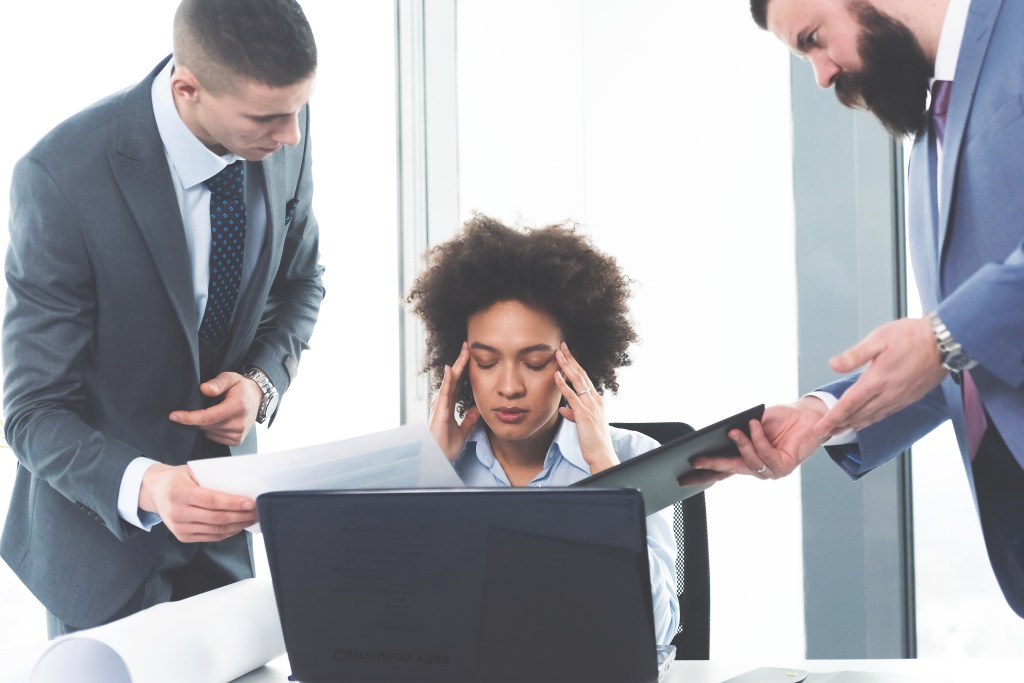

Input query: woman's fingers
[429,344,474,462]
[556,342,596,399]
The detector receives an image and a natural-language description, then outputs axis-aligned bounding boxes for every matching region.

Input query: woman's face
[466,300,564,448]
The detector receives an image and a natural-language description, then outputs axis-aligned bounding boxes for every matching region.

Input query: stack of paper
[190,422,464,533]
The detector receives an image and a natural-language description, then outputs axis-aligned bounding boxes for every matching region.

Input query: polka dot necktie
[199,160,246,342]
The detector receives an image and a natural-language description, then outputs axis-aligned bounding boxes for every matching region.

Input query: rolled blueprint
[30,578,283,683]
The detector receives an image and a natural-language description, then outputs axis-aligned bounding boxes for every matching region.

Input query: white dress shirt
[933,0,971,196]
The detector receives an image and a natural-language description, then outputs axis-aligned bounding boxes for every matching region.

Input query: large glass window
[0,0,398,644]
[912,422,1024,655]
[455,0,803,658]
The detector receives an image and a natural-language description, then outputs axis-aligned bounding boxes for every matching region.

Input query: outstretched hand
[814,317,946,436]
[428,342,481,462]
[685,397,829,481]
[555,342,619,474]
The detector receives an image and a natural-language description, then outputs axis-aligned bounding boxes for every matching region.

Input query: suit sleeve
[3,155,145,539]
[818,375,950,478]
[938,243,1024,389]
[243,107,325,407]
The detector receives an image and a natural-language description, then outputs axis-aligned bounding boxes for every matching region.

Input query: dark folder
[574,405,765,513]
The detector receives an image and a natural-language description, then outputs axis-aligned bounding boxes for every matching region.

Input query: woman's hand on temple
[428,342,480,462]
[556,342,619,474]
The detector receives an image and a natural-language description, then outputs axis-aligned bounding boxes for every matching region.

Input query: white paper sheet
[189,422,464,532]
[28,578,283,683]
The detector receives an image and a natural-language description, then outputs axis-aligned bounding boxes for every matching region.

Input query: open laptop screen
[258,488,661,683]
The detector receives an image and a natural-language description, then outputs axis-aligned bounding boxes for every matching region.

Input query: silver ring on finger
[754,464,768,475]
[577,388,592,395]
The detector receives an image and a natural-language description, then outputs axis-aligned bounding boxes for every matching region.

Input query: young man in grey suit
[1,0,324,636]
[691,0,1024,617]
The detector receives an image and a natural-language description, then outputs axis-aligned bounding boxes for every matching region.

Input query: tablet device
[573,404,765,513]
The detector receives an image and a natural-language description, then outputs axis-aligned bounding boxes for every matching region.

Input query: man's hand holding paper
[139,464,256,543]
[188,423,464,533]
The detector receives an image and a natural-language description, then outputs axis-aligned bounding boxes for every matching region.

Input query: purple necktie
[931,79,953,145]
[963,370,988,462]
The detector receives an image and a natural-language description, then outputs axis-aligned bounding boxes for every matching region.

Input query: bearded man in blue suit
[694,0,1024,617]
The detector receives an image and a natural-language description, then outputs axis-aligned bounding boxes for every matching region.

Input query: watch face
[944,353,976,371]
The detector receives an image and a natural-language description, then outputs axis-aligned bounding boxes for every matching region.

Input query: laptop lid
[258,488,661,683]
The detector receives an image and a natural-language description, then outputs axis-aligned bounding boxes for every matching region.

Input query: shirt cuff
[118,456,163,531]
[804,391,858,446]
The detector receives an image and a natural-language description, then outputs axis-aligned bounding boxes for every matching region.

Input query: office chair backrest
[611,421,710,660]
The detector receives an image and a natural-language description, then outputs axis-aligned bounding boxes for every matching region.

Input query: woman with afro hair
[407,213,679,646]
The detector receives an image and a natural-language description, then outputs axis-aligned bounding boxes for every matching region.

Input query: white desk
[4,645,1020,682]
[232,655,1024,682]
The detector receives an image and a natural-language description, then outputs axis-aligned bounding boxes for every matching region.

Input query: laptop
[258,488,675,683]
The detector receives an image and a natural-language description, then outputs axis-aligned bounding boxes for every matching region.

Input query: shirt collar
[462,417,592,477]
[151,57,239,190]
[934,0,971,82]
[547,418,592,474]
[464,421,498,468]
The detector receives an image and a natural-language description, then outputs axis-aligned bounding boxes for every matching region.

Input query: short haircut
[173,0,317,94]
[407,214,639,416]
[751,0,769,30]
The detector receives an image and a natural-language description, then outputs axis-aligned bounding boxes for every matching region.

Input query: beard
[834,1,932,137]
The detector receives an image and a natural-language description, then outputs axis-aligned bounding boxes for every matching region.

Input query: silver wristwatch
[242,366,279,423]
[928,312,978,373]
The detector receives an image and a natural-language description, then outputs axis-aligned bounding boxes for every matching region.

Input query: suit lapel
[109,59,200,370]
[258,151,288,284]
[222,151,290,365]
[938,0,1004,268]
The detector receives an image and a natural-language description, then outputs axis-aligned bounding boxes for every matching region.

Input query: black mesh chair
[610,421,710,660]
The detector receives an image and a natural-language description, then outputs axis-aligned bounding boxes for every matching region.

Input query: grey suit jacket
[0,57,325,627]
[822,0,1024,611]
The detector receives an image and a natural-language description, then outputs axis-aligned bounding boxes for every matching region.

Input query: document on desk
[28,578,282,683]
[189,422,464,531]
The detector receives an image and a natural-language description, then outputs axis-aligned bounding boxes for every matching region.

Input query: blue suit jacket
[0,57,325,627]
[823,0,1024,610]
